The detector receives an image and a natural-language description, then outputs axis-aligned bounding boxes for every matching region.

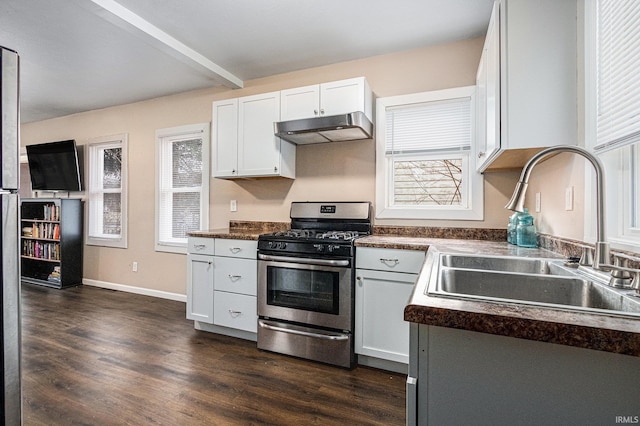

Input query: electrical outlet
[565,187,574,211]
[535,192,541,213]
[230,200,237,212]
[132,261,138,272]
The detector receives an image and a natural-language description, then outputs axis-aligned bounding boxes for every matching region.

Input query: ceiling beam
[85,0,243,89]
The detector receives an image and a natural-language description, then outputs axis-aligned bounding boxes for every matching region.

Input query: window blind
[385,97,471,154]
[158,136,203,244]
[595,0,640,151]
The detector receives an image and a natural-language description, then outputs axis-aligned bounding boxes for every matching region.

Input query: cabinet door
[484,1,500,164]
[477,1,500,171]
[212,99,239,178]
[355,268,417,364]
[237,92,282,177]
[320,77,369,117]
[186,254,214,324]
[475,42,488,169]
[280,84,320,121]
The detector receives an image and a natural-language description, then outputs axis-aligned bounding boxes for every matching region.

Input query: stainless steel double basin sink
[427,253,640,317]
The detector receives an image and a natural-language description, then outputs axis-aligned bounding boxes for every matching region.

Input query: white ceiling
[0,0,493,123]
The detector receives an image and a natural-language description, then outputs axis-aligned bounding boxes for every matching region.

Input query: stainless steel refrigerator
[1,45,22,425]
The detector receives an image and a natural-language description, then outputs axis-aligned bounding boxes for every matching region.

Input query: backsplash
[228,220,288,234]
[373,225,506,241]
[538,233,640,270]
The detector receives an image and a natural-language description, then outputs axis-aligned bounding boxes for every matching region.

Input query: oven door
[257,254,353,331]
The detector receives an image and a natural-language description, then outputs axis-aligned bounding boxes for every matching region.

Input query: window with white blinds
[593,0,640,152]
[585,0,640,250]
[385,97,471,154]
[155,123,209,253]
[375,86,483,221]
[86,134,128,248]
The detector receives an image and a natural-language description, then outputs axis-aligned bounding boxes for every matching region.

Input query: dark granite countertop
[189,222,640,356]
[187,229,261,240]
[391,238,640,357]
[187,220,288,241]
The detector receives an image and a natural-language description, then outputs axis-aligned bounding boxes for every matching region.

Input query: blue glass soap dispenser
[507,211,523,245]
[516,208,537,248]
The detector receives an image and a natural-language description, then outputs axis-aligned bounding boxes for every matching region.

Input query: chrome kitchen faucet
[505,145,640,292]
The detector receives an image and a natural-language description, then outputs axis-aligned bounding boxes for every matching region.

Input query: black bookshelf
[20,198,83,289]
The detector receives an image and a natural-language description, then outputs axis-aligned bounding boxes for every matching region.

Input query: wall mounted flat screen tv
[26,140,83,192]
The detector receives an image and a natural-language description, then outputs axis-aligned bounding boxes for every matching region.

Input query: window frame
[375,86,483,221]
[155,123,210,254]
[85,134,128,249]
[584,0,640,251]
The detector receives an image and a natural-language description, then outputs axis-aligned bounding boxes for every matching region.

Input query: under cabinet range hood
[274,111,373,145]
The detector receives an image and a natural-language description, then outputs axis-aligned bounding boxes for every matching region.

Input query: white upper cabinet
[212,92,295,179]
[476,1,501,171]
[280,77,373,121]
[212,99,239,177]
[477,0,577,172]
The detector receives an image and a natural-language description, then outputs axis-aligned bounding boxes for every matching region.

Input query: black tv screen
[26,140,83,192]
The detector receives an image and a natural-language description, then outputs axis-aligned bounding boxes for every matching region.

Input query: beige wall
[519,154,585,241]
[21,36,535,296]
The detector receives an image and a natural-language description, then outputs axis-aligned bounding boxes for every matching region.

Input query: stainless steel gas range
[257,201,372,369]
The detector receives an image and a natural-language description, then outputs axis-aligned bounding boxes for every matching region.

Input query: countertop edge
[399,239,640,357]
[405,303,640,357]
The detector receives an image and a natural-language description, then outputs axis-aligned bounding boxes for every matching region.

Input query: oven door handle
[258,320,349,341]
[257,253,350,267]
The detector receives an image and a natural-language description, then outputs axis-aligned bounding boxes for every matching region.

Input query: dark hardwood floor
[20,283,406,425]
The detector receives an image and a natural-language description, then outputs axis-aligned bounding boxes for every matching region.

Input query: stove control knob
[313,244,324,252]
[268,241,274,248]
[328,245,340,253]
[281,242,287,249]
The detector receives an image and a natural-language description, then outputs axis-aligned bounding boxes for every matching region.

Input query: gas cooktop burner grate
[266,229,364,242]
[316,231,361,240]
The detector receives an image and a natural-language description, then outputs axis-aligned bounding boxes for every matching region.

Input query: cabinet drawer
[214,239,257,259]
[214,257,257,296]
[356,247,426,274]
[188,237,214,256]
[214,292,257,333]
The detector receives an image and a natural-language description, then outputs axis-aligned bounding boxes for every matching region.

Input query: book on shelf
[47,266,61,283]
[27,222,60,240]
[43,204,60,222]
[22,240,60,261]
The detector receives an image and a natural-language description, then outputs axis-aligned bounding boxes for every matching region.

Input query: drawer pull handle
[194,244,207,250]
[228,309,242,318]
[380,258,400,266]
[229,247,242,254]
[228,274,242,281]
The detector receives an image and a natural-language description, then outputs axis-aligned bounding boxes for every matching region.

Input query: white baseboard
[82,278,186,303]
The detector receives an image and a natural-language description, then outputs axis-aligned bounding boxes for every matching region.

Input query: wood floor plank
[21,283,406,425]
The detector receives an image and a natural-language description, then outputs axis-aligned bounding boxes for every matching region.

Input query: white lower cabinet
[355,247,426,367]
[186,253,214,323]
[213,292,257,333]
[187,237,258,339]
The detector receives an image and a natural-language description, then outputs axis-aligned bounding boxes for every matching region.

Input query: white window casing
[375,86,483,221]
[86,134,128,248]
[155,123,210,254]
